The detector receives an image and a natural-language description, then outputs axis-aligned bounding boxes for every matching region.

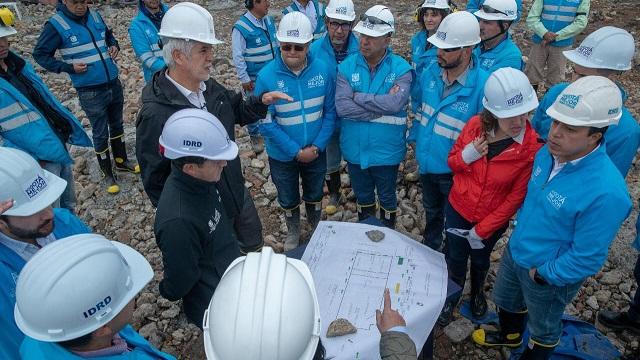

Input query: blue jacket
[0,52,92,165]
[338,51,413,168]
[282,1,326,40]
[254,53,336,161]
[0,209,90,360]
[232,14,278,80]
[410,57,490,174]
[531,82,640,177]
[410,31,438,114]
[474,34,523,72]
[45,8,119,88]
[531,0,585,47]
[128,2,167,82]
[20,325,176,359]
[509,144,631,286]
[309,31,359,70]
[467,0,523,22]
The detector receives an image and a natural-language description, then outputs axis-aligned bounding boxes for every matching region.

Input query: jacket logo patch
[307,74,325,88]
[533,166,541,178]
[559,94,580,109]
[546,190,566,210]
[23,174,48,199]
[481,58,495,68]
[351,73,360,83]
[384,72,396,84]
[428,80,436,89]
[256,38,262,45]
[451,101,469,113]
[277,80,285,89]
[209,210,221,234]
[69,35,78,43]
[576,45,592,58]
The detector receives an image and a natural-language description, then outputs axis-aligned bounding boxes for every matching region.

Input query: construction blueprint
[301,221,448,359]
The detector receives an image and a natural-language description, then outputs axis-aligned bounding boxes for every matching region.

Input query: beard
[5,218,54,240]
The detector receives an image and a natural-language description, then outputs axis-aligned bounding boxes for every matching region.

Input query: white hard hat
[546,76,622,128]
[563,26,635,71]
[353,5,395,37]
[0,148,66,217]
[483,67,539,118]
[325,0,356,22]
[159,108,238,161]
[0,7,17,37]
[158,2,223,45]
[202,247,321,360]
[474,0,518,21]
[277,11,314,44]
[428,11,481,49]
[420,0,451,10]
[14,234,153,342]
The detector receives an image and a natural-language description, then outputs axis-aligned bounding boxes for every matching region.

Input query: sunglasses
[328,21,352,31]
[359,14,392,27]
[481,4,509,16]
[281,44,306,52]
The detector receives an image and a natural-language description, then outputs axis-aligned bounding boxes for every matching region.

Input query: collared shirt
[294,0,318,30]
[442,65,470,98]
[488,127,525,145]
[165,71,207,109]
[232,11,268,84]
[0,231,56,262]
[548,144,600,181]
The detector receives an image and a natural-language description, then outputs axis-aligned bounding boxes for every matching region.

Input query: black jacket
[135,69,267,216]
[154,165,241,326]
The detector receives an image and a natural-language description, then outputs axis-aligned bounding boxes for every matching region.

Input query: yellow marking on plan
[395,283,400,294]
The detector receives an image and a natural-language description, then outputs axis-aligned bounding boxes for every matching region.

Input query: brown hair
[480,108,498,134]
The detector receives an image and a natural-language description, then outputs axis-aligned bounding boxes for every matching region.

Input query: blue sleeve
[311,69,336,151]
[52,208,92,238]
[353,71,414,114]
[254,76,302,160]
[466,0,481,13]
[335,73,381,120]
[608,111,640,178]
[538,193,632,286]
[99,12,119,49]
[129,22,165,74]
[33,22,75,74]
[0,265,22,360]
[531,86,564,140]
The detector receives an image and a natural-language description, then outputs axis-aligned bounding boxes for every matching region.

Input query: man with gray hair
[135,2,290,254]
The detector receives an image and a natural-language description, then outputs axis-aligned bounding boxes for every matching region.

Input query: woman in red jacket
[438,68,543,325]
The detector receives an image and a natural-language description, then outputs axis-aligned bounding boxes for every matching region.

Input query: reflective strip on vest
[433,123,460,140]
[0,111,40,131]
[140,51,154,62]
[63,52,111,65]
[59,40,107,56]
[543,4,578,12]
[275,95,325,113]
[245,44,274,55]
[275,110,323,126]
[144,56,157,68]
[541,13,576,22]
[370,115,406,126]
[235,20,253,32]
[419,103,435,126]
[51,14,70,30]
[313,33,323,40]
[90,10,101,24]
[245,54,274,62]
[0,103,23,119]
[437,112,466,132]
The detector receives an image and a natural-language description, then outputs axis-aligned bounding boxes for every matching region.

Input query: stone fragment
[366,229,385,242]
[327,318,357,337]
[444,318,474,343]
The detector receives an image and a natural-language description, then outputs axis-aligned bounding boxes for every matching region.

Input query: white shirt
[548,144,600,181]
[166,71,207,109]
[294,0,318,30]
[231,11,268,84]
[0,231,56,261]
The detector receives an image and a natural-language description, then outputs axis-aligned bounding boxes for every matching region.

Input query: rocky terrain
[7,0,640,358]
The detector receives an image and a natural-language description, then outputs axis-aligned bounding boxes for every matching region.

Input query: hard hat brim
[4,169,67,217]
[158,33,224,45]
[353,22,393,37]
[275,34,313,44]
[545,106,615,129]
[473,10,517,21]
[0,26,17,38]
[325,13,356,22]
[482,96,539,119]
[210,140,239,161]
[562,49,632,71]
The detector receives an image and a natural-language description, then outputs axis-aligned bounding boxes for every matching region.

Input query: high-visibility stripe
[433,123,460,140]
[313,33,323,39]
[236,20,253,32]
[437,112,466,132]
[276,110,323,126]
[0,103,23,119]
[370,115,406,125]
[275,95,325,113]
[51,14,70,30]
[144,57,157,68]
[543,5,559,11]
[422,103,435,117]
[89,10,101,24]
[261,113,273,124]
[63,52,111,64]
[245,54,274,63]
[558,5,578,12]
[244,44,273,55]
[541,14,575,22]
[304,96,325,108]
[151,43,161,51]
[139,51,154,62]
[59,40,106,56]
[153,50,163,57]
[0,111,40,131]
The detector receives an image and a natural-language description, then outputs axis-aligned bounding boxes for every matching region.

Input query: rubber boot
[472,308,527,348]
[283,207,301,251]
[520,341,556,360]
[357,203,377,221]
[470,268,489,319]
[380,207,397,229]
[598,310,640,334]
[110,136,140,174]
[96,150,120,194]
[305,201,322,230]
[325,171,342,215]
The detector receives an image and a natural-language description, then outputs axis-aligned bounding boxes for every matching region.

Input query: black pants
[233,187,264,254]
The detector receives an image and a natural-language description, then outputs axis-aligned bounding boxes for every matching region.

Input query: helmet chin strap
[481,21,509,48]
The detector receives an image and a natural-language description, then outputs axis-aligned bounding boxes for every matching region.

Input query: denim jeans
[629,254,640,319]
[493,247,583,346]
[268,152,327,209]
[42,161,76,212]
[420,173,453,251]
[77,80,124,153]
[445,202,506,282]
[347,163,399,210]
[325,129,342,174]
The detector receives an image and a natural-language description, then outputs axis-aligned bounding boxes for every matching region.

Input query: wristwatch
[533,269,548,285]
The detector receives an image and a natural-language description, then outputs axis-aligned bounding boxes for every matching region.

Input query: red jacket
[447,115,542,239]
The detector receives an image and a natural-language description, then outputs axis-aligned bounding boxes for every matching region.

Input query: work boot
[470,269,489,319]
[325,171,342,215]
[472,308,527,348]
[305,201,322,230]
[357,203,377,221]
[597,310,640,334]
[250,135,264,154]
[96,150,120,194]
[520,341,556,360]
[110,136,140,174]
[380,208,397,229]
[283,207,301,251]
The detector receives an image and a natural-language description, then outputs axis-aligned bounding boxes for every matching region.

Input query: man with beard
[409,11,488,253]
[129,0,168,83]
[0,148,90,359]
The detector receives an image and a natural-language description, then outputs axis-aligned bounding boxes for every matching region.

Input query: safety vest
[309,31,359,70]
[233,14,278,80]
[532,0,584,47]
[410,30,438,114]
[0,56,92,164]
[129,4,167,82]
[339,51,413,169]
[474,34,524,72]
[283,1,326,40]
[48,9,119,88]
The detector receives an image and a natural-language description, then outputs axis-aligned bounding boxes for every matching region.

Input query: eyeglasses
[481,4,509,16]
[359,14,392,27]
[281,44,306,52]
[328,21,352,32]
